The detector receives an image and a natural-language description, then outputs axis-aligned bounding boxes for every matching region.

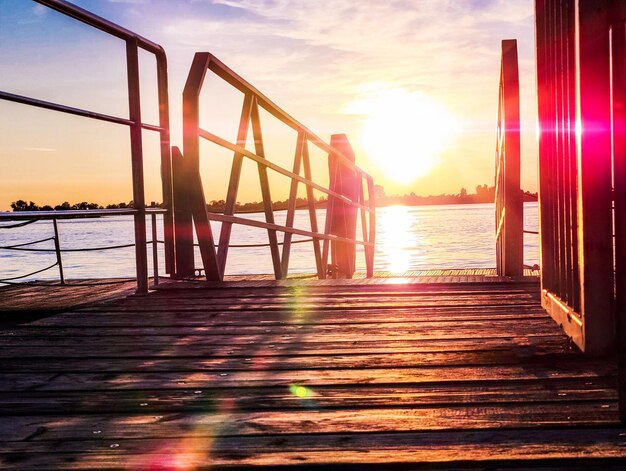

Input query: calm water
[0,203,539,282]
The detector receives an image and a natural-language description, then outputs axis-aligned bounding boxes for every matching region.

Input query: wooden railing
[535,0,626,357]
[0,0,174,294]
[495,39,523,277]
[173,53,376,281]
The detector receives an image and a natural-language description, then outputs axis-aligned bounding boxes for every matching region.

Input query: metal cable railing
[0,0,176,294]
[0,211,319,286]
[0,209,166,286]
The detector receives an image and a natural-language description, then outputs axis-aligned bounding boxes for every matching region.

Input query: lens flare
[290,384,313,398]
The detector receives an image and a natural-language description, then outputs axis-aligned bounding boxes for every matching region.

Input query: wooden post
[327,134,358,279]
[495,39,523,277]
[172,146,195,277]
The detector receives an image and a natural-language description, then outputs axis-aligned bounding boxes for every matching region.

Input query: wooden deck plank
[1,427,625,470]
[0,378,615,415]
[1,276,625,468]
[0,402,620,444]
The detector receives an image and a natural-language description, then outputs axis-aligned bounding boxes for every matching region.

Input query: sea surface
[0,203,539,282]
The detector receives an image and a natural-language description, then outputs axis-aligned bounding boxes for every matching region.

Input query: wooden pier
[1,273,625,469]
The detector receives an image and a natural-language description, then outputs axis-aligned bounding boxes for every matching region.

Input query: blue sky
[0,0,536,209]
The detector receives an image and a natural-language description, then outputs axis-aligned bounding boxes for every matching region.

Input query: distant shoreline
[6,191,538,214]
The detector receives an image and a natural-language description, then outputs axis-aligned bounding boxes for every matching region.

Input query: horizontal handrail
[205,53,372,179]
[0,91,161,132]
[35,0,164,56]
[0,208,167,221]
[199,129,373,213]
[205,212,374,247]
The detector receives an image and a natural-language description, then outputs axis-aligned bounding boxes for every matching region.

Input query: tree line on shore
[9,184,538,212]
[8,197,325,213]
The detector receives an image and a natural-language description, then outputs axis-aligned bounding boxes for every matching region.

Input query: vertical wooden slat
[280,131,305,278]
[536,0,556,293]
[547,0,559,296]
[611,20,626,421]
[366,176,376,278]
[250,98,283,280]
[358,177,369,258]
[566,0,580,313]
[126,38,148,294]
[216,94,254,275]
[575,0,614,355]
[301,139,325,279]
[554,2,567,298]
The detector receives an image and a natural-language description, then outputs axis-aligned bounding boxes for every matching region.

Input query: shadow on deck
[0,273,625,469]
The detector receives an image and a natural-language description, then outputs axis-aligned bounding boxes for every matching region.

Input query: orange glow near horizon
[347,88,459,184]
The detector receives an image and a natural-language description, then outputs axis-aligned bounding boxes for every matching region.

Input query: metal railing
[494,39,524,277]
[0,209,166,286]
[175,52,376,281]
[0,0,174,293]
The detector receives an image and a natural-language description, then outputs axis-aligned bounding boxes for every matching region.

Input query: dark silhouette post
[327,134,358,278]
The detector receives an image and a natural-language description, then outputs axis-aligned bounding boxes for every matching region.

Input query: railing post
[495,39,523,277]
[327,134,358,279]
[126,38,149,294]
[150,204,159,286]
[366,176,376,278]
[155,50,175,276]
[182,53,221,281]
[52,218,65,285]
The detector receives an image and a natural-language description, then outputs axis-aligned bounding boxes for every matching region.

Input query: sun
[347,88,459,184]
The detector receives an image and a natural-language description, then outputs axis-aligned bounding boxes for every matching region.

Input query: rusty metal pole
[126,38,149,294]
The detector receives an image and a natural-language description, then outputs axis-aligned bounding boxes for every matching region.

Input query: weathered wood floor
[1,276,625,469]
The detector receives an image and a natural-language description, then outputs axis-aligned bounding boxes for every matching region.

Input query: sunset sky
[0,0,537,210]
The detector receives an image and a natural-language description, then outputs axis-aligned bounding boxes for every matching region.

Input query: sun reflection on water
[376,205,419,273]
